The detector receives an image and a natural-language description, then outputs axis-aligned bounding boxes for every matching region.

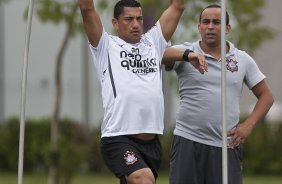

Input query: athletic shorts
[100,135,162,183]
[169,135,243,184]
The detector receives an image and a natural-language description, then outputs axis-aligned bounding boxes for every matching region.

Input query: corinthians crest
[226,57,238,72]
[124,151,138,165]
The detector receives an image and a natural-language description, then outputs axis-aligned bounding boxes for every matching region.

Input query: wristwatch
[182,49,193,62]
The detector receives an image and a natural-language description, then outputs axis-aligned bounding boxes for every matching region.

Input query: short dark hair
[199,4,230,25]
[114,0,142,19]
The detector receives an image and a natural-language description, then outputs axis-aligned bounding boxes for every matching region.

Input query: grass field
[0,172,282,184]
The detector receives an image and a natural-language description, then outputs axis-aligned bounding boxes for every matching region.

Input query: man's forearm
[170,0,186,11]
[79,0,103,47]
[162,47,184,65]
[159,0,185,41]
[79,0,95,12]
[247,90,274,127]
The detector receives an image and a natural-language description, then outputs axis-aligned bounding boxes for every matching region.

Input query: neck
[200,41,229,60]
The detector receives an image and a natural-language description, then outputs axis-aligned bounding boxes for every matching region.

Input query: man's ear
[226,24,231,34]
[112,18,118,30]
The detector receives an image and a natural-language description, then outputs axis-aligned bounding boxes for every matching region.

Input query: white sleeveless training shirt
[89,21,167,137]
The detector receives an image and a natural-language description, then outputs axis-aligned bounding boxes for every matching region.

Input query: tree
[1,0,85,183]
[30,1,82,184]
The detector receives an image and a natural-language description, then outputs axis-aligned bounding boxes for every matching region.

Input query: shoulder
[144,21,168,46]
[145,21,162,36]
[171,42,194,50]
[236,50,255,65]
[183,42,194,47]
[229,42,255,63]
[91,29,110,49]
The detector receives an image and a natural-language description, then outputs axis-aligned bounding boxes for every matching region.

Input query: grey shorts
[169,135,243,184]
[100,135,162,183]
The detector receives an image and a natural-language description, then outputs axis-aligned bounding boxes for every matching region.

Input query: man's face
[112,7,143,44]
[198,7,230,47]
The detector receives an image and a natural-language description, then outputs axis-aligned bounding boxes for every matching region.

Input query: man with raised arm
[79,0,207,183]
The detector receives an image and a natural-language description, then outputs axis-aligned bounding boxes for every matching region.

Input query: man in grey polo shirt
[163,4,274,184]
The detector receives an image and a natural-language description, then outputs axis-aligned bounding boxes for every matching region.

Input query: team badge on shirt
[141,37,152,47]
[124,151,138,165]
[226,57,238,72]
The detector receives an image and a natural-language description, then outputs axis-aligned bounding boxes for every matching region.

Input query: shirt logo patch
[124,151,138,165]
[141,37,152,47]
[226,57,238,72]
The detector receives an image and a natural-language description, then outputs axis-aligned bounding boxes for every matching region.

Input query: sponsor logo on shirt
[120,48,158,75]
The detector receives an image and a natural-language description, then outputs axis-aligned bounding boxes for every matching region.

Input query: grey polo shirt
[171,41,265,147]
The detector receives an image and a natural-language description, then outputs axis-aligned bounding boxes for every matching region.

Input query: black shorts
[169,135,243,184]
[100,135,162,182]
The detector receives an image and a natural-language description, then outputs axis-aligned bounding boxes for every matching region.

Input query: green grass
[0,172,281,184]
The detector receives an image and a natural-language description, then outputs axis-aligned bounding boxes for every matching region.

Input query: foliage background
[98,0,275,54]
[0,0,280,183]
[0,118,282,176]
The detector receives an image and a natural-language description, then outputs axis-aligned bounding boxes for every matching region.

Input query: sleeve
[88,29,109,81]
[145,21,168,62]
[243,51,266,89]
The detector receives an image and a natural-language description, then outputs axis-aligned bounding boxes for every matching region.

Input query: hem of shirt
[174,129,223,148]
[101,130,163,138]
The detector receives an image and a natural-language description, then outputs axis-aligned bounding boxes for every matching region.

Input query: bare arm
[159,0,185,41]
[228,80,274,148]
[79,0,103,47]
[162,47,208,74]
